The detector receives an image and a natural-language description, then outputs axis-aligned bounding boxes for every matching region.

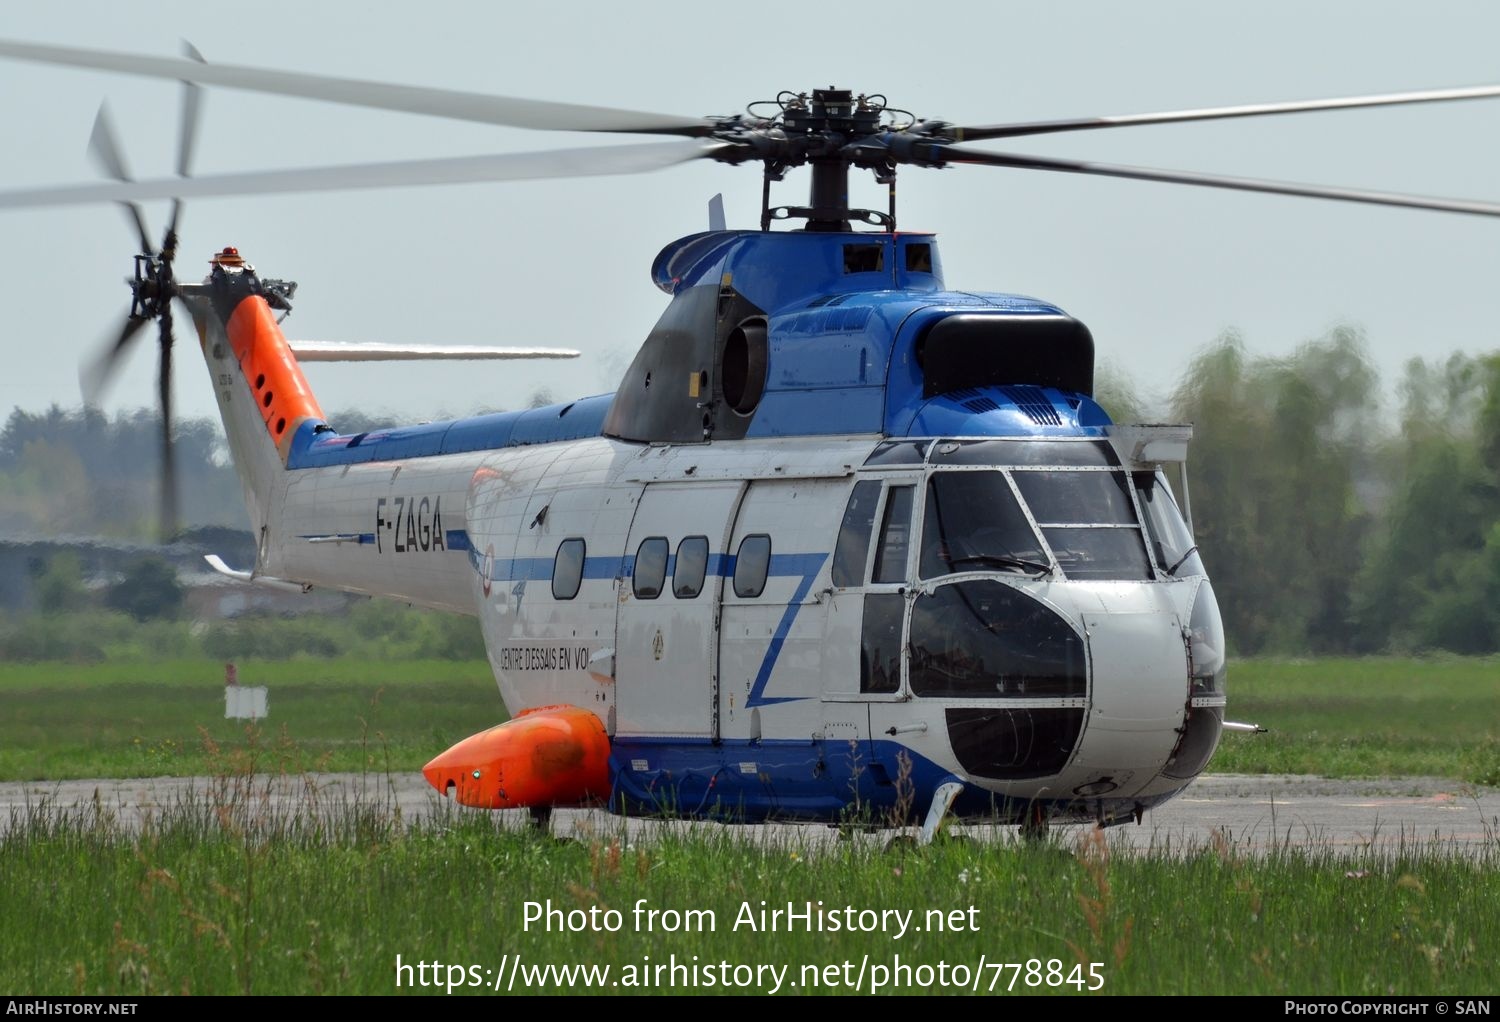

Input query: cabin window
[633,537,669,599]
[905,243,933,273]
[552,538,586,600]
[733,534,771,598]
[832,480,880,587]
[843,243,883,273]
[673,536,709,598]
[872,485,915,584]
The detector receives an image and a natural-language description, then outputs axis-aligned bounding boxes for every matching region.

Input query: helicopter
[4,40,1500,841]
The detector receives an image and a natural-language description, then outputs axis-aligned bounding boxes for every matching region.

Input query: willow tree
[1353,354,1500,652]
[1171,327,1377,654]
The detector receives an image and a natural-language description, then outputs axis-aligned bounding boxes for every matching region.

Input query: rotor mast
[757,88,896,233]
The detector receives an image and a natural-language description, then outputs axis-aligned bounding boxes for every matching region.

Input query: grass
[0,659,505,781]
[0,791,1495,995]
[1,656,1497,996]
[1211,657,1500,785]
[1,655,1497,783]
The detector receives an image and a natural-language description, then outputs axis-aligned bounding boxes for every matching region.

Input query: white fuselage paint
[248,426,1208,805]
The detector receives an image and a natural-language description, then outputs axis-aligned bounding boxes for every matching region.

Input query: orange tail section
[423,706,612,810]
[190,247,331,539]
[222,279,325,461]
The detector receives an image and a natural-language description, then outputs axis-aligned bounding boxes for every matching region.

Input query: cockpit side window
[1134,471,1204,577]
[832,480,880,588]
[920,472,1046,579]
[872,485,915,584]
[860,593,903,694]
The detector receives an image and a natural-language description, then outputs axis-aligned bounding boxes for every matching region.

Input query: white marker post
[223,661,269,720]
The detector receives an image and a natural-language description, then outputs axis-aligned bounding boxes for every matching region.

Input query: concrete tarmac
[1,772,1494,856]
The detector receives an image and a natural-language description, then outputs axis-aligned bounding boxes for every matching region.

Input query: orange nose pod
[422,705,611,809]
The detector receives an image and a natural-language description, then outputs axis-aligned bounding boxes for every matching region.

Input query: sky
[2,0,1499,428]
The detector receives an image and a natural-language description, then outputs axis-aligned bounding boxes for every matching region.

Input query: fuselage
[264,425,1223,826]
[192,228,1227,828]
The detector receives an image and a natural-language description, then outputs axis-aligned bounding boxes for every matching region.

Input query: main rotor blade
[80,314,150,405]
[0,38,715,136]
[287,341,581,362]
[952,83,1500,141]
[168,40,207,240]
[177,41,205,178]
[942,146,1500,219]
[87,104,153,253]
[0,139,727,208]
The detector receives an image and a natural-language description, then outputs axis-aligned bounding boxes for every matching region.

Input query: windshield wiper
[1165,546,1200,577]
[949,554,1052,577]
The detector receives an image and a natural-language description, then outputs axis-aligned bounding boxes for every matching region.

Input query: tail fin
[185,248,325,550]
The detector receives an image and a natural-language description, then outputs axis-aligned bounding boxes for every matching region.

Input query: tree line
[1117,327,1500,655]
[4,335,1499,656]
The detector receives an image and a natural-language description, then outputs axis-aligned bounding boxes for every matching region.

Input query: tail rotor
[78,43,204,543]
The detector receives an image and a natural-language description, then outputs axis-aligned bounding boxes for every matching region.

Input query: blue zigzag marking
[746,553,828,708]
[470,548,828,707]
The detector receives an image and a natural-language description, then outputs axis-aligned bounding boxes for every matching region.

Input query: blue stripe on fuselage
[472,550,826,706]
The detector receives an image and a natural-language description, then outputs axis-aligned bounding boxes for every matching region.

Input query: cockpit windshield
[921,472,1048,578]
[1010,470,1151,580]
[922,467,1153,581]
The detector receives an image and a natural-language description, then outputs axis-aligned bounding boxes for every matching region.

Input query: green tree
[1352,354,1500,652]
[106,558,184,622]
[1171,327,1376,653]
[34,551,89,614]
[1093,360,1148,422]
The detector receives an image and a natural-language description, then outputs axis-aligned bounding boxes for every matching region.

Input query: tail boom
[188,250,480,612]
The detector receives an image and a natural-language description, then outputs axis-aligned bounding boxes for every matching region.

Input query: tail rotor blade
[157,310,178,542]
[81,314,150,405]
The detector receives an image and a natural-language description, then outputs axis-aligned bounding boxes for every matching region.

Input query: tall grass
[1,774,1496,995]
